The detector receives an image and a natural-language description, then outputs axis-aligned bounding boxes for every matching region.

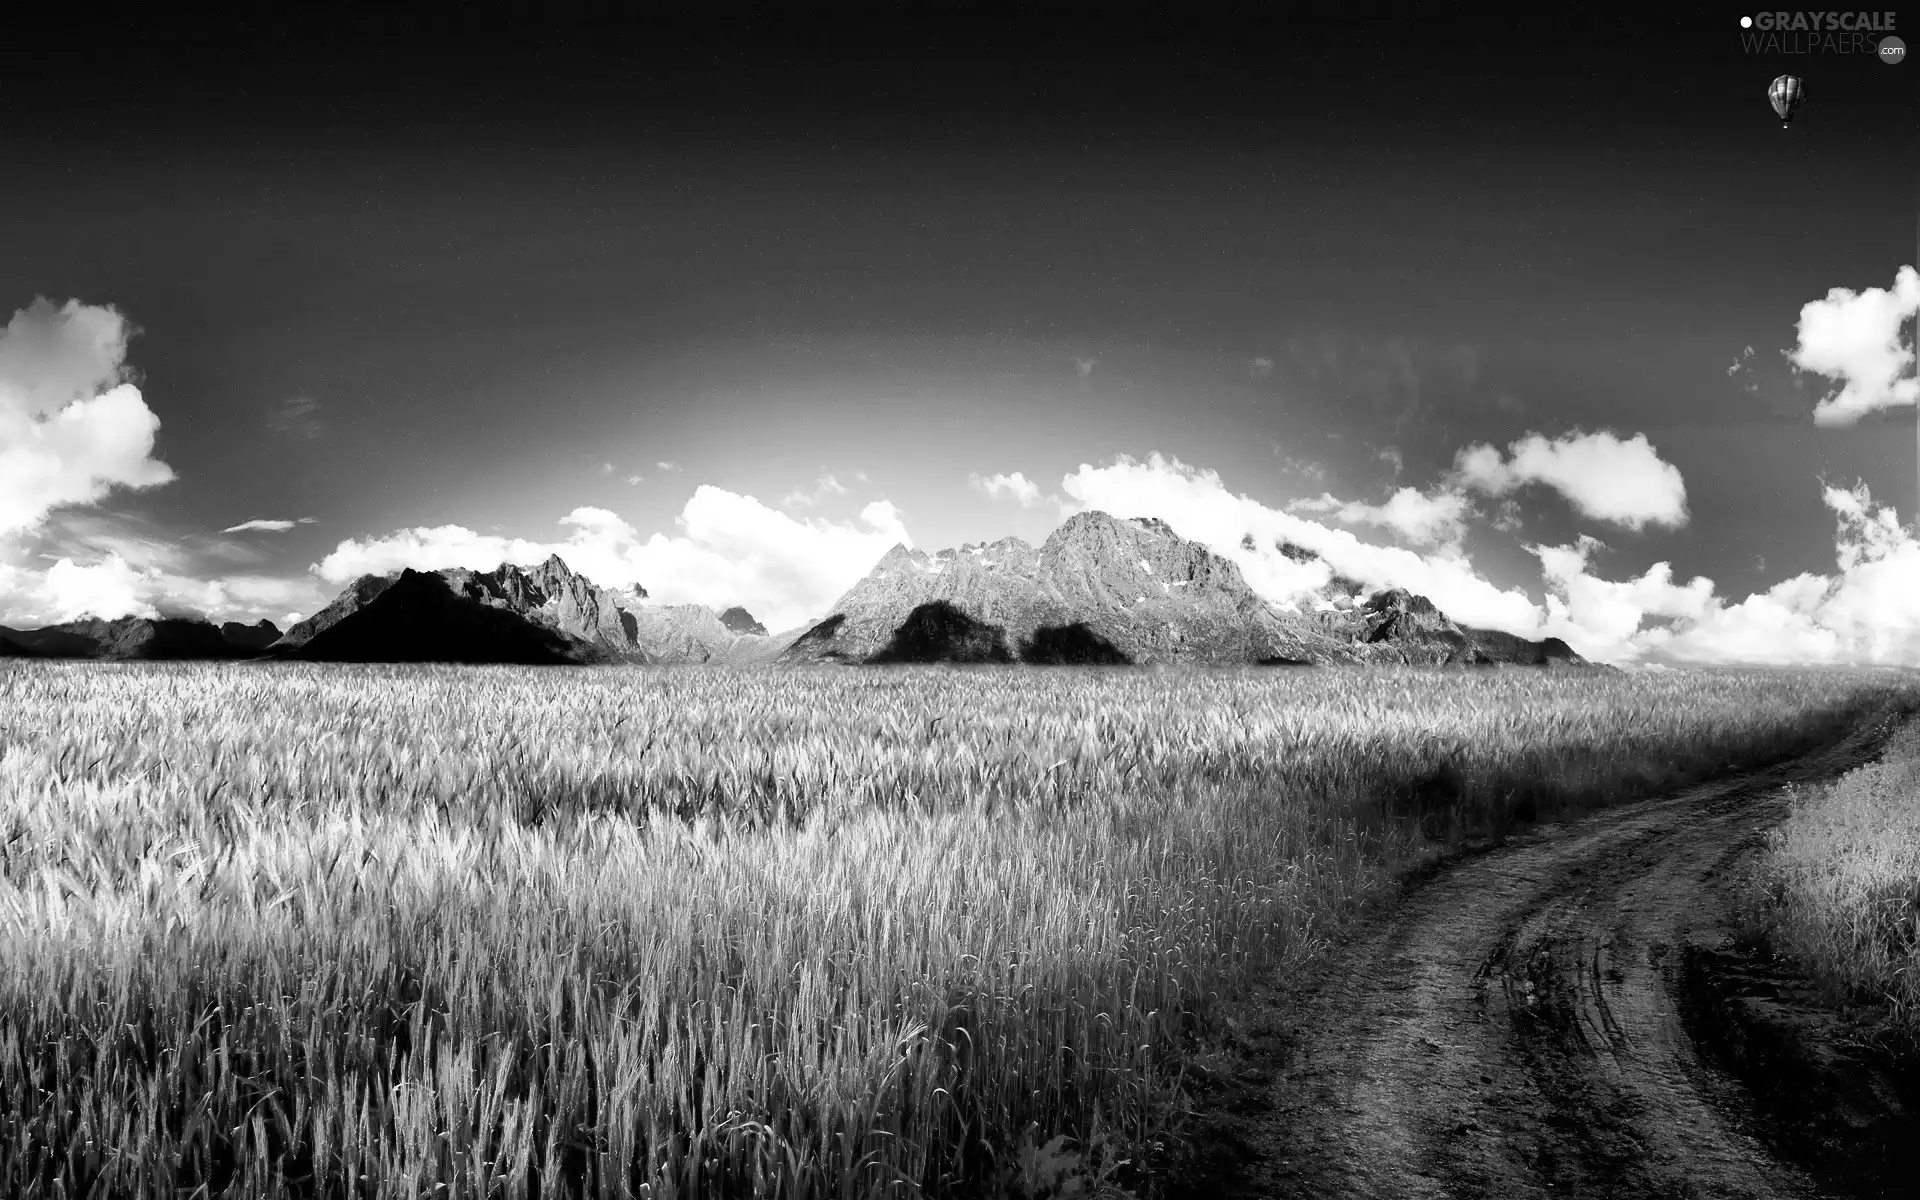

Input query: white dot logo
[1740,15,1753,27]
[1881,36,1907,64]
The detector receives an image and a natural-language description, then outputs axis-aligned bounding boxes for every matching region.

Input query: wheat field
[0,661,1911,1199]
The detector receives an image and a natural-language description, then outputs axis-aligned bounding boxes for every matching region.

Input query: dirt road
[1219,709,1917,1199]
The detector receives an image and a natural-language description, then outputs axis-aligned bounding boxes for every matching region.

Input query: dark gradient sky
[0,6,1915,658]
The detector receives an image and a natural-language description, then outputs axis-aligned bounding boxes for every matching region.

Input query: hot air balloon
[1769,75,1804,128]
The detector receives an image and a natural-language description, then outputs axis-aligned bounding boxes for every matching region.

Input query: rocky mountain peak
[1358,588,1464,646]
[1364,588,1439,617]
[1043,510,1153,549]
[871,543,926,573]
[524,554,581,591]
[1132,516,1179,540]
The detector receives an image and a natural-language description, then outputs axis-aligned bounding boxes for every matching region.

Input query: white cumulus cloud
[312,525,561,582]
[1453,430,1687,530]
[0,554,322,627]
[1795,266,1920,426]
[0,298,176,537]
[35,556,156,623]
[1532,483,1920,666]
[1289,486,1472,548]
[970,471,1048,507]
[1530,538,1717,662]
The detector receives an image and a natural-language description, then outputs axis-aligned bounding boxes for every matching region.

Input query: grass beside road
[0,660,1910,1198]
[1748,706,1920,1036]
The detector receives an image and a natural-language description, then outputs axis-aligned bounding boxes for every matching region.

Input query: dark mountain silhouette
[781,511,1588,667]
[866,601,1016,664]
[219,619,282,650]
[291,569,609,664]
[274,573,401,650]
[0,624,96,657]
[0,616,265,660]
[719,606,768,636]
[274,555,641,659]
[1018,622,1133,665]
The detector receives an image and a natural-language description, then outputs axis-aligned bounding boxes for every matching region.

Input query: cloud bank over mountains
[314,490,912,635]
[2,277,1918,667]
[0,299,319,625]
[1036,451,1920,667]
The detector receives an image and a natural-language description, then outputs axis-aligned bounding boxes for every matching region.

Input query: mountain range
[778,511,1581,667]
[270,555,797,665]
[0,616,280,660]
[0,511,1586,668]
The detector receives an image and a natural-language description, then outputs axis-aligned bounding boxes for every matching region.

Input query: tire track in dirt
[1238,709,1908,1199]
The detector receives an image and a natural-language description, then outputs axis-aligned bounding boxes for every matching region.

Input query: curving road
[1237,710,1910,1200]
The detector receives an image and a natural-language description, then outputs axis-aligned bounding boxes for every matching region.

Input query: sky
[1,7,1917,664]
